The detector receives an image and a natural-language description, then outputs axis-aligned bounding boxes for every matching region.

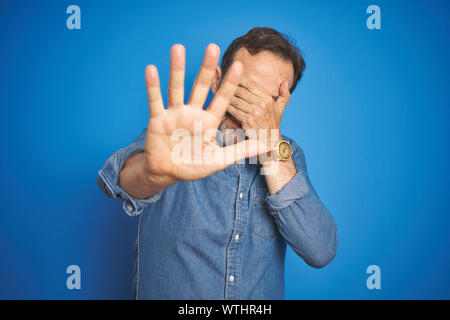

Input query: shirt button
[229,275,235,282]
[239,192,243,199]
[127,203,135,212]
[234,234,240,241]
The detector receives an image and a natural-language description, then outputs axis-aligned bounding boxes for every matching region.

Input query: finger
[145,65,164,117]
[188,43,220,108]
[207,61,243,121]
[227,105,248,123]
[229,96,254,114]
[168,44,185,107]
[239,77,272,98]
[235,86,261,104]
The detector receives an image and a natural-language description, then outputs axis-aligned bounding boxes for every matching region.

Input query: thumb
[214,139,267,170]
[276,80,290,110]
[279,81,290,99]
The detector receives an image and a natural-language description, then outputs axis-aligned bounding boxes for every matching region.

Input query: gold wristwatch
[274,140,293,161]
[259,139,293,163]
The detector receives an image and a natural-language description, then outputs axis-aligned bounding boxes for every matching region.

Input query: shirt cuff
[265,169,310,212]
[97,142,163,216]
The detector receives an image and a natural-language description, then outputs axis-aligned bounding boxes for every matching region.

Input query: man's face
[218,48,294,145]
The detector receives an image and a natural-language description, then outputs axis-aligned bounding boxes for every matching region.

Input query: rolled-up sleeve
[265,140,338,268]
[97,129,163,217]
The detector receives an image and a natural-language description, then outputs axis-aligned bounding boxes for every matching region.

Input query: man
[97,27,337,299]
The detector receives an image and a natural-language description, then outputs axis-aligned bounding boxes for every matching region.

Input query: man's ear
[211,66,222,94]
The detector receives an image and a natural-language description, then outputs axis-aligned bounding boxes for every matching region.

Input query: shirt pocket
[251,188,279,240]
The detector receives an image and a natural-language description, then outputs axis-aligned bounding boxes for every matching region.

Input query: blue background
[0,0,449,299]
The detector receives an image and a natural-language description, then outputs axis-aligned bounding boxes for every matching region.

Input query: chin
[224,113,243,129]
[218,116,246,146]
[218,115,232,130]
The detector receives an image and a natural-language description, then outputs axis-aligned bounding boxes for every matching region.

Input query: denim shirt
[97,129,337,299]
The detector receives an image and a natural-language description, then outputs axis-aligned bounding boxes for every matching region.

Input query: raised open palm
[143,44,264,182]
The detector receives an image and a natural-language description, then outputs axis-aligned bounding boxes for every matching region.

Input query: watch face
[279,141,292,160]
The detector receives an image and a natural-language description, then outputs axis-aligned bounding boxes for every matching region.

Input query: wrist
[139,155,178,189]
[120,152,177,199]
[258,131,282,165]
[267,132,282,150]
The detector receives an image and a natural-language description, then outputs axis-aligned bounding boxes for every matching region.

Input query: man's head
[212,27,306,145]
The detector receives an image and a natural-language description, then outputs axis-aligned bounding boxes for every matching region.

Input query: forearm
[119,152,177,199]
[263,141,338,268]
[269,190,337,268]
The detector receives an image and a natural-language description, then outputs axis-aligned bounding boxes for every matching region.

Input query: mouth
[225,112,242,129]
